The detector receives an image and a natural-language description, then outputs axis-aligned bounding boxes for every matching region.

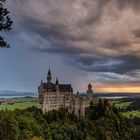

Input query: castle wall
[38,90,73,113]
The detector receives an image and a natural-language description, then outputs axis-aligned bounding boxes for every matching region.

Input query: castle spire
[56,77,59,85]
[47,69,52,83]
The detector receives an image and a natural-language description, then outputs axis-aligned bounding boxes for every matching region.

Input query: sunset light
[95,83,140,93]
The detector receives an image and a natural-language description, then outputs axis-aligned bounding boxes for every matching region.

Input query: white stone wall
[38,84,93,118]
[38,90,73,113]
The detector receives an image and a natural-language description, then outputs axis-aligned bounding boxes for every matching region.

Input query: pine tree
[0,0,12,48]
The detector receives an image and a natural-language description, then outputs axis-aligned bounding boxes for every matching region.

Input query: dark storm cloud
[72,55,140,74]
[116,0,140,11]
[133,29,140,38]
[7,0,140,82]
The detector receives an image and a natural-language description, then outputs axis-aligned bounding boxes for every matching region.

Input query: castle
[38,69,94,118]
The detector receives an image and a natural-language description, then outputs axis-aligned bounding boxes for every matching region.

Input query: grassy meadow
[0,97,37,110]
[113,100,132,108]
[0,102,37,110]
[122,111,140,118]
[113,99,140,118]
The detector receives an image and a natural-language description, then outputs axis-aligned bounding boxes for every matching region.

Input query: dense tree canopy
[0,99,139,140]
[0,0,12,48]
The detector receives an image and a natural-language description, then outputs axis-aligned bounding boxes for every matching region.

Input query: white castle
[38,69,94,118]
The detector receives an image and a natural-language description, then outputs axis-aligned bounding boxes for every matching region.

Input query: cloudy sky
[0,0,140,93]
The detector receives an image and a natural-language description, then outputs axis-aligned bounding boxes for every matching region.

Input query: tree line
[0,99,140,140]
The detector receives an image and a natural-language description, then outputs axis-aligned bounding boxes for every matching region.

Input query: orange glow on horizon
[94,82,140,93]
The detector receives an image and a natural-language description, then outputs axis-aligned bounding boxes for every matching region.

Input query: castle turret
[87,83,93,100]
[55,77,59,91]
[76,91,80,97]
[56,77,59,85]
[47,69,52,83]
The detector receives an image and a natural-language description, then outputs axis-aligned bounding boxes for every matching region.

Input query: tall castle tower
[72,83,94,118]
[87,83,93,100]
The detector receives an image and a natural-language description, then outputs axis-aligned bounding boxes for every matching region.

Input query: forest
[0,99,140,140]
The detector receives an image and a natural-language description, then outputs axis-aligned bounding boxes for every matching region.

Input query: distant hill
[1,90,140,99]
[0,90,37,98]
[80,92,140,99]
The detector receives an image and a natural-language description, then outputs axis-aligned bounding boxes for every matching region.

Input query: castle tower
[87,83,93,100]
[55,77,59,92]
[47,69,52,83]
[56,77,59,85]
